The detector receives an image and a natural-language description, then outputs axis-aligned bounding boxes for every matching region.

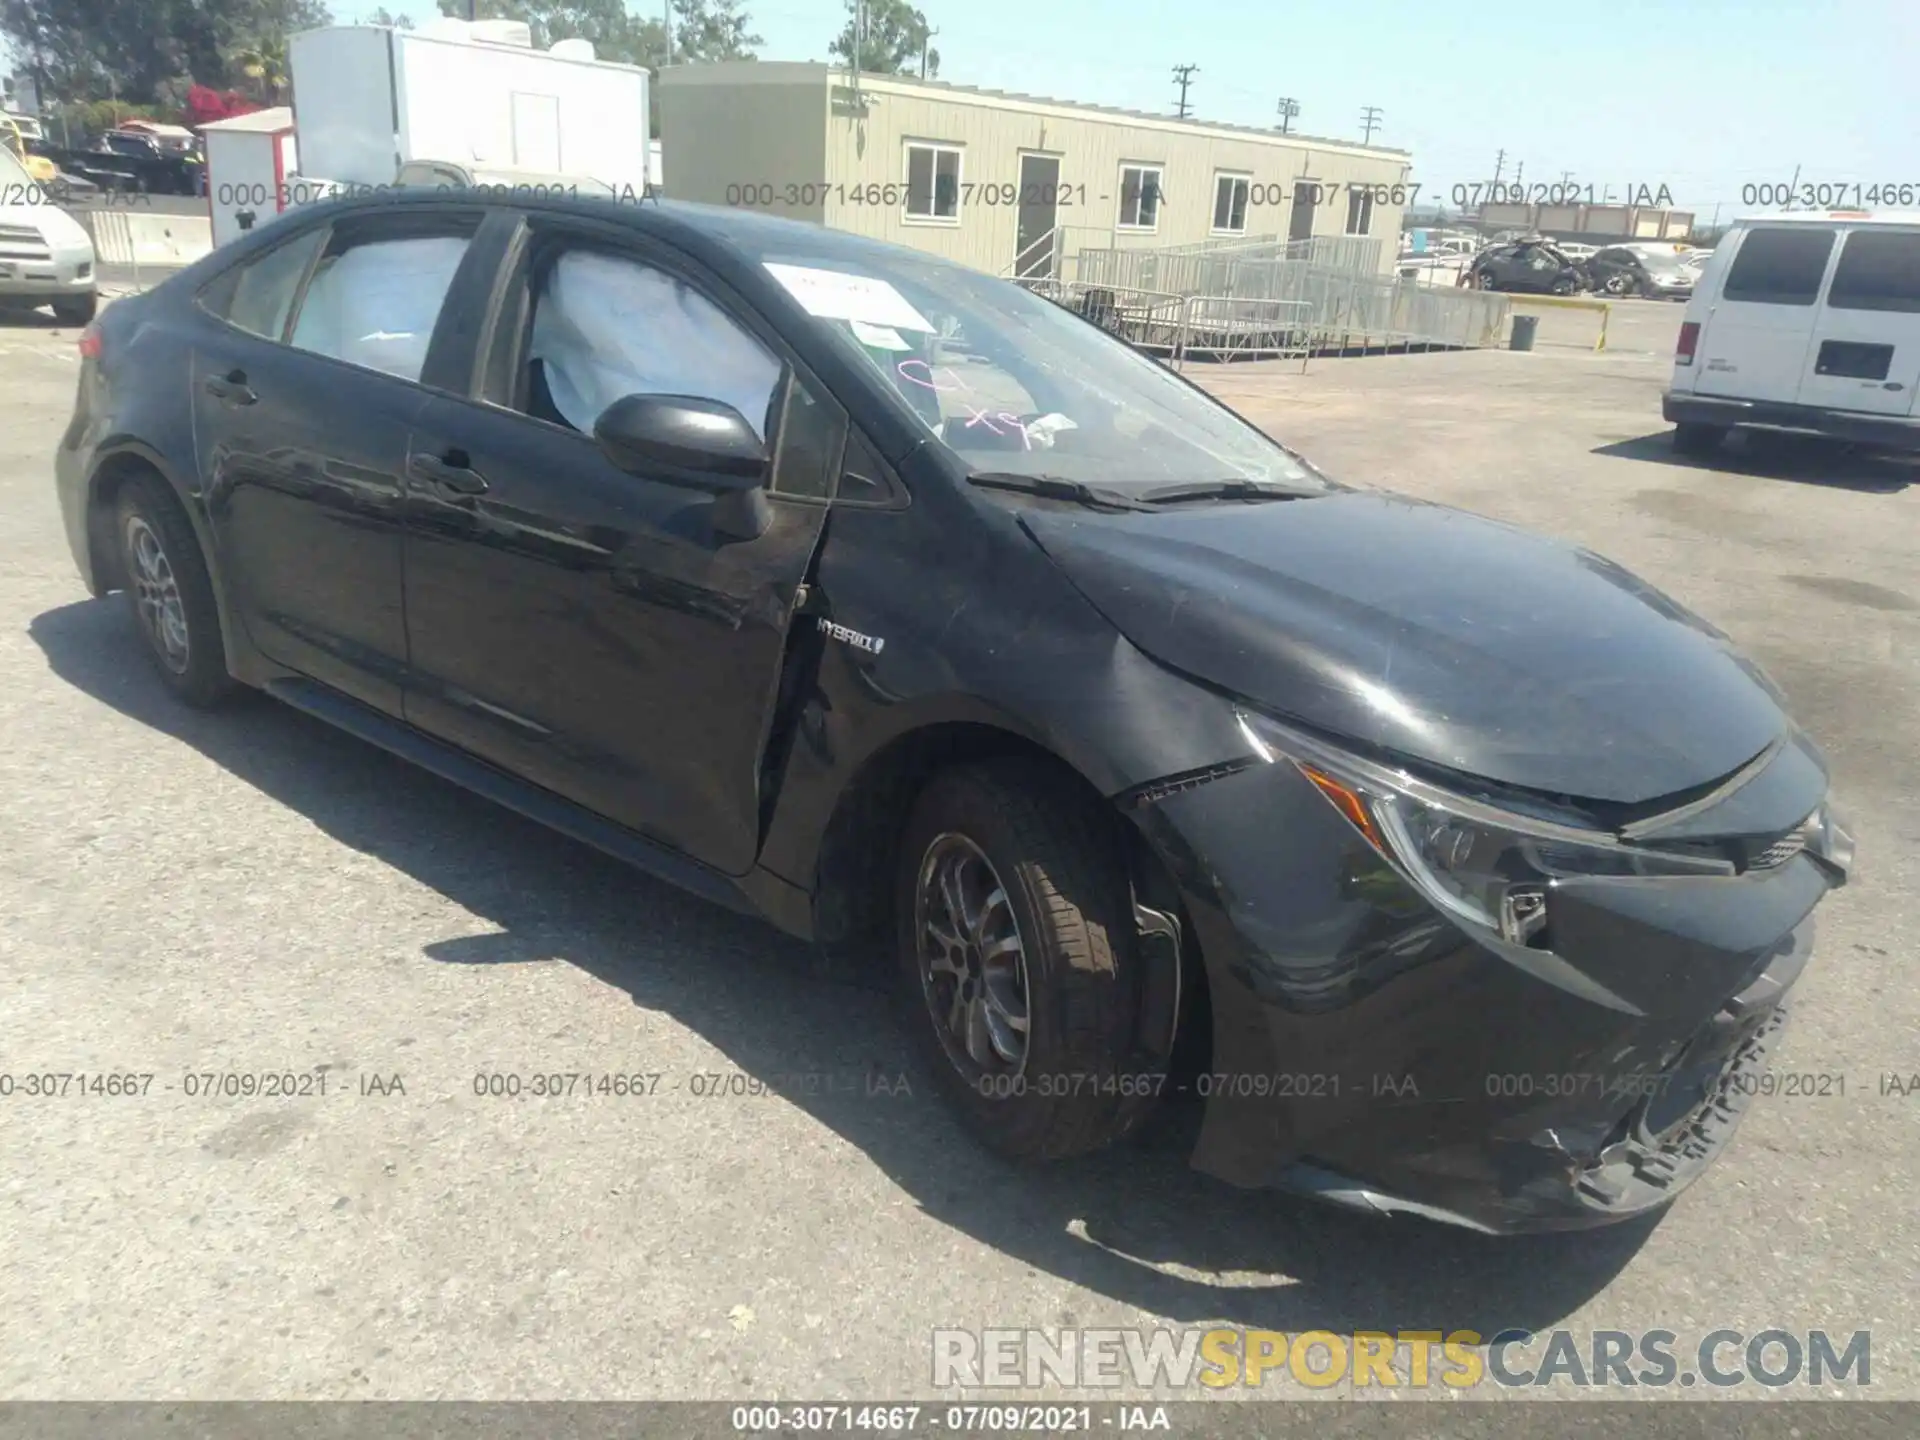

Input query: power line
[1358,105,1382,144]
[1170,63,1198,119]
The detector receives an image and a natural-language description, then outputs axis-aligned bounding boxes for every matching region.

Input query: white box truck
[287,20,650,195]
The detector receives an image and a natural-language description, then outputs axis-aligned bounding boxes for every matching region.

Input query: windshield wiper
[966,472,1155,512]
[1137,478,1319,505]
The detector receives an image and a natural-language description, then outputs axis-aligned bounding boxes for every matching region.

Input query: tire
[1550,276,1575,296]
[895,759,1159,1161]
[51,292,97,327]
[114,475,238,707]
[1472,270,1493,291]
[1673,422,1728,457]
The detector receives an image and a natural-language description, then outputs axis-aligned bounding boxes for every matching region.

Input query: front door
[1014,154,1061,279]
[1794,225,1920,417]
[189,212,479,714]
[400,232,846,875]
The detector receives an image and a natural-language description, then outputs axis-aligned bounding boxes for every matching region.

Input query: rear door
[1792,224,1920,416]
[189,204,484,714]
[1690,223,1837,403]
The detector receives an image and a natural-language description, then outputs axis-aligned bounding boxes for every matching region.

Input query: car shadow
[1594,428,1917,493]
[0,306,67,330]
[30,595,1657,1336]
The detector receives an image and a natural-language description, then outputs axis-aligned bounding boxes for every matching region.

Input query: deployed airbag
[530,251,784,438]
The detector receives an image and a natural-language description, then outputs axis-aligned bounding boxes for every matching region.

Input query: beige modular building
[658,62,1414,277]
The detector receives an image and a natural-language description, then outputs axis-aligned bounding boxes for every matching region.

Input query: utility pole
[664,0,673,63]
[1359,105,1382,144]
[1171,64,1198,118]
[1782,162,1801,211]
[1491,148,1506,185]
[1275,96,1298,134]
[920,26,939,78]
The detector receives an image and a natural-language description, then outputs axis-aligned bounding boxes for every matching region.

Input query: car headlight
[1236,709,1738,952]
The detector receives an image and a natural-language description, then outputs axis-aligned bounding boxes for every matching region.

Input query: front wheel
[896,760,1161,1161]
[1550,276,1576,296]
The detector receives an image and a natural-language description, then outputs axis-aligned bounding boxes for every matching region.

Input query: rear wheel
[115,476,238,708]
[1673,422,1728,457]
[896,760,1160,1160]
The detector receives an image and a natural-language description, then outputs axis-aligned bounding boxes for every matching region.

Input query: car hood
[1018,491,1789,806]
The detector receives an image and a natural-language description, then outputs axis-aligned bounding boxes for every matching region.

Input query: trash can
[1510,314,1539,351]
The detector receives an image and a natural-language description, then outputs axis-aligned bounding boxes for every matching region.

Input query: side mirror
[593,393,770,494]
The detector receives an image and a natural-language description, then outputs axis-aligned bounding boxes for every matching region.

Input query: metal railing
[1018,275,1512,371]
[1063,245,1510,356]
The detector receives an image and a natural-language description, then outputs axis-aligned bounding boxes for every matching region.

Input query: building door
[1288,180,1318,244]
[1014,153,1062,278]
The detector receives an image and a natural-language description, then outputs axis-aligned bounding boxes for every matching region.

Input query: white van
[1665,211,1920,455]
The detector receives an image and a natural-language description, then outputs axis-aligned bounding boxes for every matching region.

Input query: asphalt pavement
[0,300,1914,1410]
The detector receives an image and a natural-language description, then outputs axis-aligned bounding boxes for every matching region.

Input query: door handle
[408,452,489,496]
[202,369,256,405]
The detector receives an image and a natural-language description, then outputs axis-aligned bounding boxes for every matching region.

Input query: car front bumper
[1131,746,1842,1234]
[1665,390,1920,451]
[0,248,95,302]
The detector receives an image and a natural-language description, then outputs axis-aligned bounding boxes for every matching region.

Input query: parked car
[57,191,1853,1234]
[1587,245,1695,299]
[1554,241,1599,263]
[1463,240,1585,295]
[1666,211,1920,455]
[0,143,98,324]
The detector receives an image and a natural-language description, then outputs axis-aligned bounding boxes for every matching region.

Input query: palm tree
[230,40,290,104]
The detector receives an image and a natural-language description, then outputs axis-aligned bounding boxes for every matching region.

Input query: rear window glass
[1722,227,1835,306]
[206,229,327,341]
[1826,230,1920,314]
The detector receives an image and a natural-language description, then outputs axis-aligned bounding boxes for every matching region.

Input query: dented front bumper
[1131,745,1845,1234]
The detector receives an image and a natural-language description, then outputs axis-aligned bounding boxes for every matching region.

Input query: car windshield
[736,231,1325,491]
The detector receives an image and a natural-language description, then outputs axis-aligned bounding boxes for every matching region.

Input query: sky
[28,0,1920,218]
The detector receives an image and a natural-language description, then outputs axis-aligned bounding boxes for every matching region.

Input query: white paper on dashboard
[764,263,935,332]
[850,320,913,350]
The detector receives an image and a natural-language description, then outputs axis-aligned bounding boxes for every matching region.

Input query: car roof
[1728,210,1920,227]
[307,187,962,271]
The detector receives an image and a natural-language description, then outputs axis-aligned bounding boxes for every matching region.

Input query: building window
[1212,174,1250,234]
[1118,164,1163,229]
[905,143,962,222]
[1345,187,1375,235]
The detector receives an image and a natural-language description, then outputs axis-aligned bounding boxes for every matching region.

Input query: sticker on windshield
[764,263,935,333]
[850,319,913,351]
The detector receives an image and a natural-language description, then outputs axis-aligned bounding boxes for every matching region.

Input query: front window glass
[752,241,1325,491]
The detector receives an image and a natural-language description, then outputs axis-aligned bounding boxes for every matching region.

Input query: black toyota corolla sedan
[55,190,1852,1233]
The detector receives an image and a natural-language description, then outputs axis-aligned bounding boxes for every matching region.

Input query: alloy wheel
[915,833,1032,1081]
[125,515,190,674]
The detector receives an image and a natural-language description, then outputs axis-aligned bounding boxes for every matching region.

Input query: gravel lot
[1,298,1915,1405]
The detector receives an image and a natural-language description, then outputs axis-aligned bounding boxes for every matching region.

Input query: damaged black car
[55,191,1853,1233]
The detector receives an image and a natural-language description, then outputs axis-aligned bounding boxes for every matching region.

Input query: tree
[829,0,937,77]
[669,0,759,63]
[367,6,413,25]
[0,0,330,107]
